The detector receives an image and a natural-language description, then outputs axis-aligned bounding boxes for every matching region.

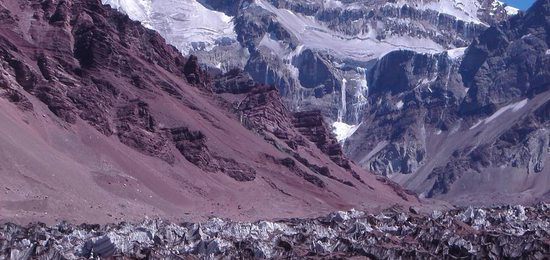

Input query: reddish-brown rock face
[292,111,352,170]
[115,99,175,164]
[219,76,368,187]
[183,55,211,90]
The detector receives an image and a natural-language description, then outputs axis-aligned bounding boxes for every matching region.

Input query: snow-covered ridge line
[102,0,236,55]
[496,0,520,15]
[255,0,444,61]
[470,99,529,129]
[104,0,153,28]
[384,0,485,25]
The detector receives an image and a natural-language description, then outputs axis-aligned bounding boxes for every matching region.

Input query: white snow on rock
[332,122,361,142]
[255,0,444,62]
[259,35,286,56]
[504,5,519,15]
[385,0,485,25]
[446,47,468,60]
[493,1,520,15]
[104,0,153,27]
[322,0,344,9]
[484,98,528,123]
[102,0,236,54]
[396,100,404,110]
[470,99,529,129]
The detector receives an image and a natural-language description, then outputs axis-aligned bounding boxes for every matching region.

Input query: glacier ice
[102,0,236,55]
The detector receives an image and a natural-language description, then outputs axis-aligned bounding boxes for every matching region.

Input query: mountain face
[99,0,549,206]
[347,0,550,205]
[102,0,516,121]
[0,0,421,224]
[0,0,546,226]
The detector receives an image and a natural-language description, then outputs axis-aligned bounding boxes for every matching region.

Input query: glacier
[103,0,236,55]
[255,0,445,61]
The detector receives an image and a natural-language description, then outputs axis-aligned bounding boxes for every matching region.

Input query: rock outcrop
[215,70,366,186]
[293,111,352,170]
[116,99,175,164]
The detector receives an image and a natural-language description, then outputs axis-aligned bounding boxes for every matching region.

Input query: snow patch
[546,49,550,55]
[259,35,285,55]
[323,0,343,9]
[504,6,519,15]
[396,100,404,110]
[385,0,485,25]
[495,1,519,15]
[470,99,529,129]
[485,99,528,124]
[446,47,467,60]
[416,76,437,89]
[332,122,361,142]
[469,120,483,130]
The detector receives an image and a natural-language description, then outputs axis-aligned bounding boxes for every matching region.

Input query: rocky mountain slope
[102,0,516,121]
[346,0,550,205]
[100,0,550,206]
[0,0,422,224]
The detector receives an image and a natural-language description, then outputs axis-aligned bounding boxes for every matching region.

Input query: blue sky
[502,0,535,10]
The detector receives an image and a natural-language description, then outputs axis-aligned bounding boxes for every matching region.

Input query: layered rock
[293,111,352,170]
[116,99,175,164]
[218,72,366,187]
[168,127,216,171]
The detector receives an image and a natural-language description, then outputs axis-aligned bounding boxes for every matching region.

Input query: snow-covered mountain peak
[386,0,485,24]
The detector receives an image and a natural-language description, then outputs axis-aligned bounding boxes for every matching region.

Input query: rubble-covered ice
[1,204,548,259]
